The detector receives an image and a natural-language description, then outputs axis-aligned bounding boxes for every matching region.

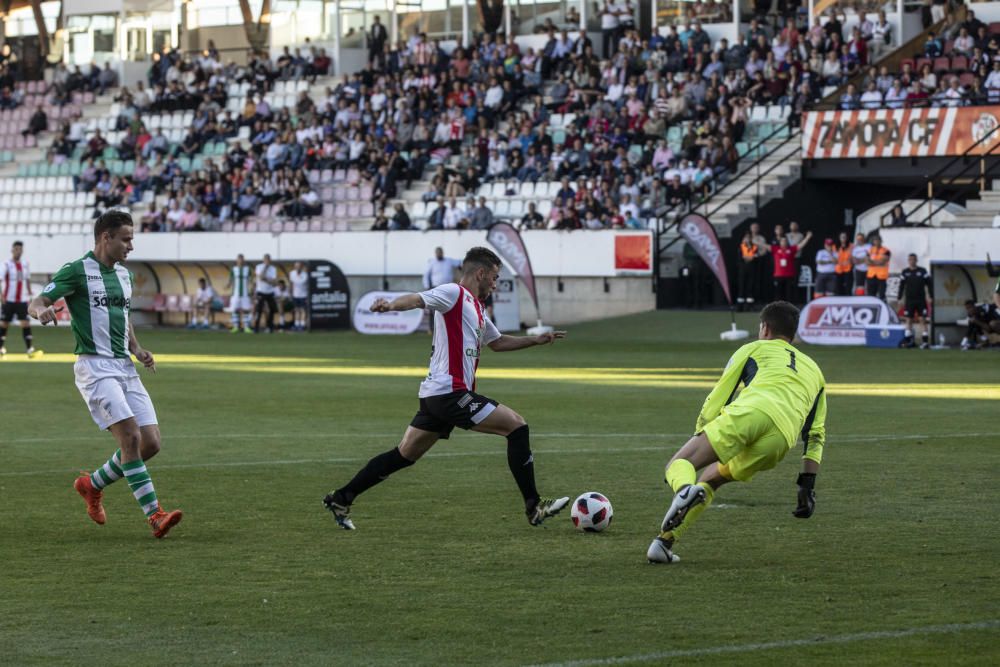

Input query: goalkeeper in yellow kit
[647,301,827,564]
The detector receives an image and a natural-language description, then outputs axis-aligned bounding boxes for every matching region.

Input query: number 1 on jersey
[786,349,797,372]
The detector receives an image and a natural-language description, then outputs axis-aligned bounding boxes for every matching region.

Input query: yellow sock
[670,482,715,542]
[665,459,696,493]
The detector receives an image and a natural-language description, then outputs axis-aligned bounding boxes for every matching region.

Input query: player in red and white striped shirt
[324,247,570,530]
[1,241,39,357]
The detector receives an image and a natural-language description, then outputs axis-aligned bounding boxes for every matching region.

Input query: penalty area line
[526,620,1000,667]
[0,432,989,478]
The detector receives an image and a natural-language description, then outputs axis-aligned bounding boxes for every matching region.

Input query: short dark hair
[462,246,502,275]
[760,301,800,340]
[12,240,22,247]
[94,209,133,240]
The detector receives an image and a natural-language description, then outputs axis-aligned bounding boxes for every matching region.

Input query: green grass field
[1,311,997,666]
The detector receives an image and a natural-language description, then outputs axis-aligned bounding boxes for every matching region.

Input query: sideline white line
[526,620,1000,667]
[0,433,989,478]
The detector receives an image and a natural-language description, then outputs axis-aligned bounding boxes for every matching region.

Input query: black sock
[507,425,539,510]
[22,326,32,350]
[0,328,6,348]
[337,447,414,504]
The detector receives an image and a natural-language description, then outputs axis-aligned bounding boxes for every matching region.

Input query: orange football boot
[148,508,183,538]
[74,475,107,525]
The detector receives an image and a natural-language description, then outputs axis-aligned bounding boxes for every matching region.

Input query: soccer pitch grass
[1,310,997,666]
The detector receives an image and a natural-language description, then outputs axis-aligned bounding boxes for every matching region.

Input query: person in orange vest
[866,236,891,301]
[834,232,853,296]
[736,231,759,311]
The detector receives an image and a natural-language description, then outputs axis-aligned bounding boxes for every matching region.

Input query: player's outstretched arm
[488,331,566,352]
[794,388,827,519]
[28,294,60,325]
[370,293,427,312]
[128,320,156,373]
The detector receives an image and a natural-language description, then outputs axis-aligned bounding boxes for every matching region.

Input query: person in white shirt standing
[323,247,570,530]
[253,253,279,333]
[1,240,40,357]
[814,238,839,297]
[189,277,216,329]
[851,233,870,296]
[424,246,462,334]
[288,261,310,331]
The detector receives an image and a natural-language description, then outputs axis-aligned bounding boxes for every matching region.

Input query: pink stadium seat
[360,202,374,217]
[346,203,360,217]
[933,57,950,73]
[308,169,320,183]
[309,220,322,232]
[359,184,373,199]
[959,72,976,87]
[258,204,271,218]
[321,220,336,232]
[334,203,347,217]
[221,221,234,232]
[990,22,1000,34]
[178,295,192,312]
[332,169,346,181]
[232,222,246,232]
[270,221,284,233]
[321,186,334,201]
[295,220,309,232]
[153,294,167,312]
[347,186,360,200]
[321,169,333,182]
[914,57,931,72]
[245,221,259,232]
[950,56,968,72]
[346,168,359,182]
[334,185,347,199]
[165,295,180,312]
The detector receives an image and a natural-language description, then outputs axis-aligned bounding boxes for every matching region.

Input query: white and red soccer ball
[570,492,614,532]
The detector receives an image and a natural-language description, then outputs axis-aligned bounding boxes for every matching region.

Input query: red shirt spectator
[772,243,799,278]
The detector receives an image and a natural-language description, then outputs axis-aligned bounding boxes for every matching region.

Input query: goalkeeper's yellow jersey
[695,338,827,464]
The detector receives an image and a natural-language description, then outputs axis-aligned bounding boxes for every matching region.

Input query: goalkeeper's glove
[793,472,816,519]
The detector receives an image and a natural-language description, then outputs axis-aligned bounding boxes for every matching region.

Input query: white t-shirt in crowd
[815,249,837,274]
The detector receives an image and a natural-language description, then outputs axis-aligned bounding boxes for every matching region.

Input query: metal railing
[655,120,802,240]
[879,121,1000,228]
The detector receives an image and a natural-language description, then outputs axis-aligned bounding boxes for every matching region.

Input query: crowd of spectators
[837,10,1000,109]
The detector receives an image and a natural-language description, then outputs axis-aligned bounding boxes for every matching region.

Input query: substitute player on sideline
[28,210,182,539]
[228,254,254,333]
[1,240,41,358]
[324,247,570,529]
[647,301,827,564]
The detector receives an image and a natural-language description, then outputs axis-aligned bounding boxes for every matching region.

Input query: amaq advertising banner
[678,213,732,305]
[797,296,903,346]
[353,291,424,335]
[802,106,1000,159]
[307,260,350,329]
[486,222,539,313]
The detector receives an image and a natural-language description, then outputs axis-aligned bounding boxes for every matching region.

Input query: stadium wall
[1,231,655,326]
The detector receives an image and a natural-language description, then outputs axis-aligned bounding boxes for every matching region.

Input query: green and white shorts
[74,355,158,430]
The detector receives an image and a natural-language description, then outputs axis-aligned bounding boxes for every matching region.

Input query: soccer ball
[570,492,614,532]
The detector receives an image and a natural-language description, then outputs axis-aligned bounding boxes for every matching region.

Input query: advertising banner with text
[802,107,1000,159]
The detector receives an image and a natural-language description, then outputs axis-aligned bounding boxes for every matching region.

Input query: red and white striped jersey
[418,283,501,398]
[1,259,30,303]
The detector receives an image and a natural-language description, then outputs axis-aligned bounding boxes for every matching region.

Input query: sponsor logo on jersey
[465,347,480,358]
[469,402,481,412]
[86,273,104,282]
[43,283,55,293]
[91,293,131,309]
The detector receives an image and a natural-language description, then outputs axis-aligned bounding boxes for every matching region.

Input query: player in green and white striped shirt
[28,209,183,539]
[227,254,254,333]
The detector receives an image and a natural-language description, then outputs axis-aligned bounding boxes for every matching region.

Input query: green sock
[670,482,715,542]
[90,449,123,490]
[122,459,159,517]
[665,459,696,493]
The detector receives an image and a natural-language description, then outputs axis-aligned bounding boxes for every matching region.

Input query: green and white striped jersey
[231,265,252,298]
[42,251,133,358]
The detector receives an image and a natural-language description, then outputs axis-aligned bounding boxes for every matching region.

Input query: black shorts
[293,297,307,309]
[903,302,928,318]
[410,390,499,439]
[1,302,28,322]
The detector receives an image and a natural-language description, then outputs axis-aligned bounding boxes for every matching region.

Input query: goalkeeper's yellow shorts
[702,403,791,482]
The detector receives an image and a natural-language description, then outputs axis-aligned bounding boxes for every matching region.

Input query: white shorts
[74,356,158,431]
[228,296,253,312]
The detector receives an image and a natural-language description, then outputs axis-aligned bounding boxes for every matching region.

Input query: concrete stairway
[941,179,1000,227]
